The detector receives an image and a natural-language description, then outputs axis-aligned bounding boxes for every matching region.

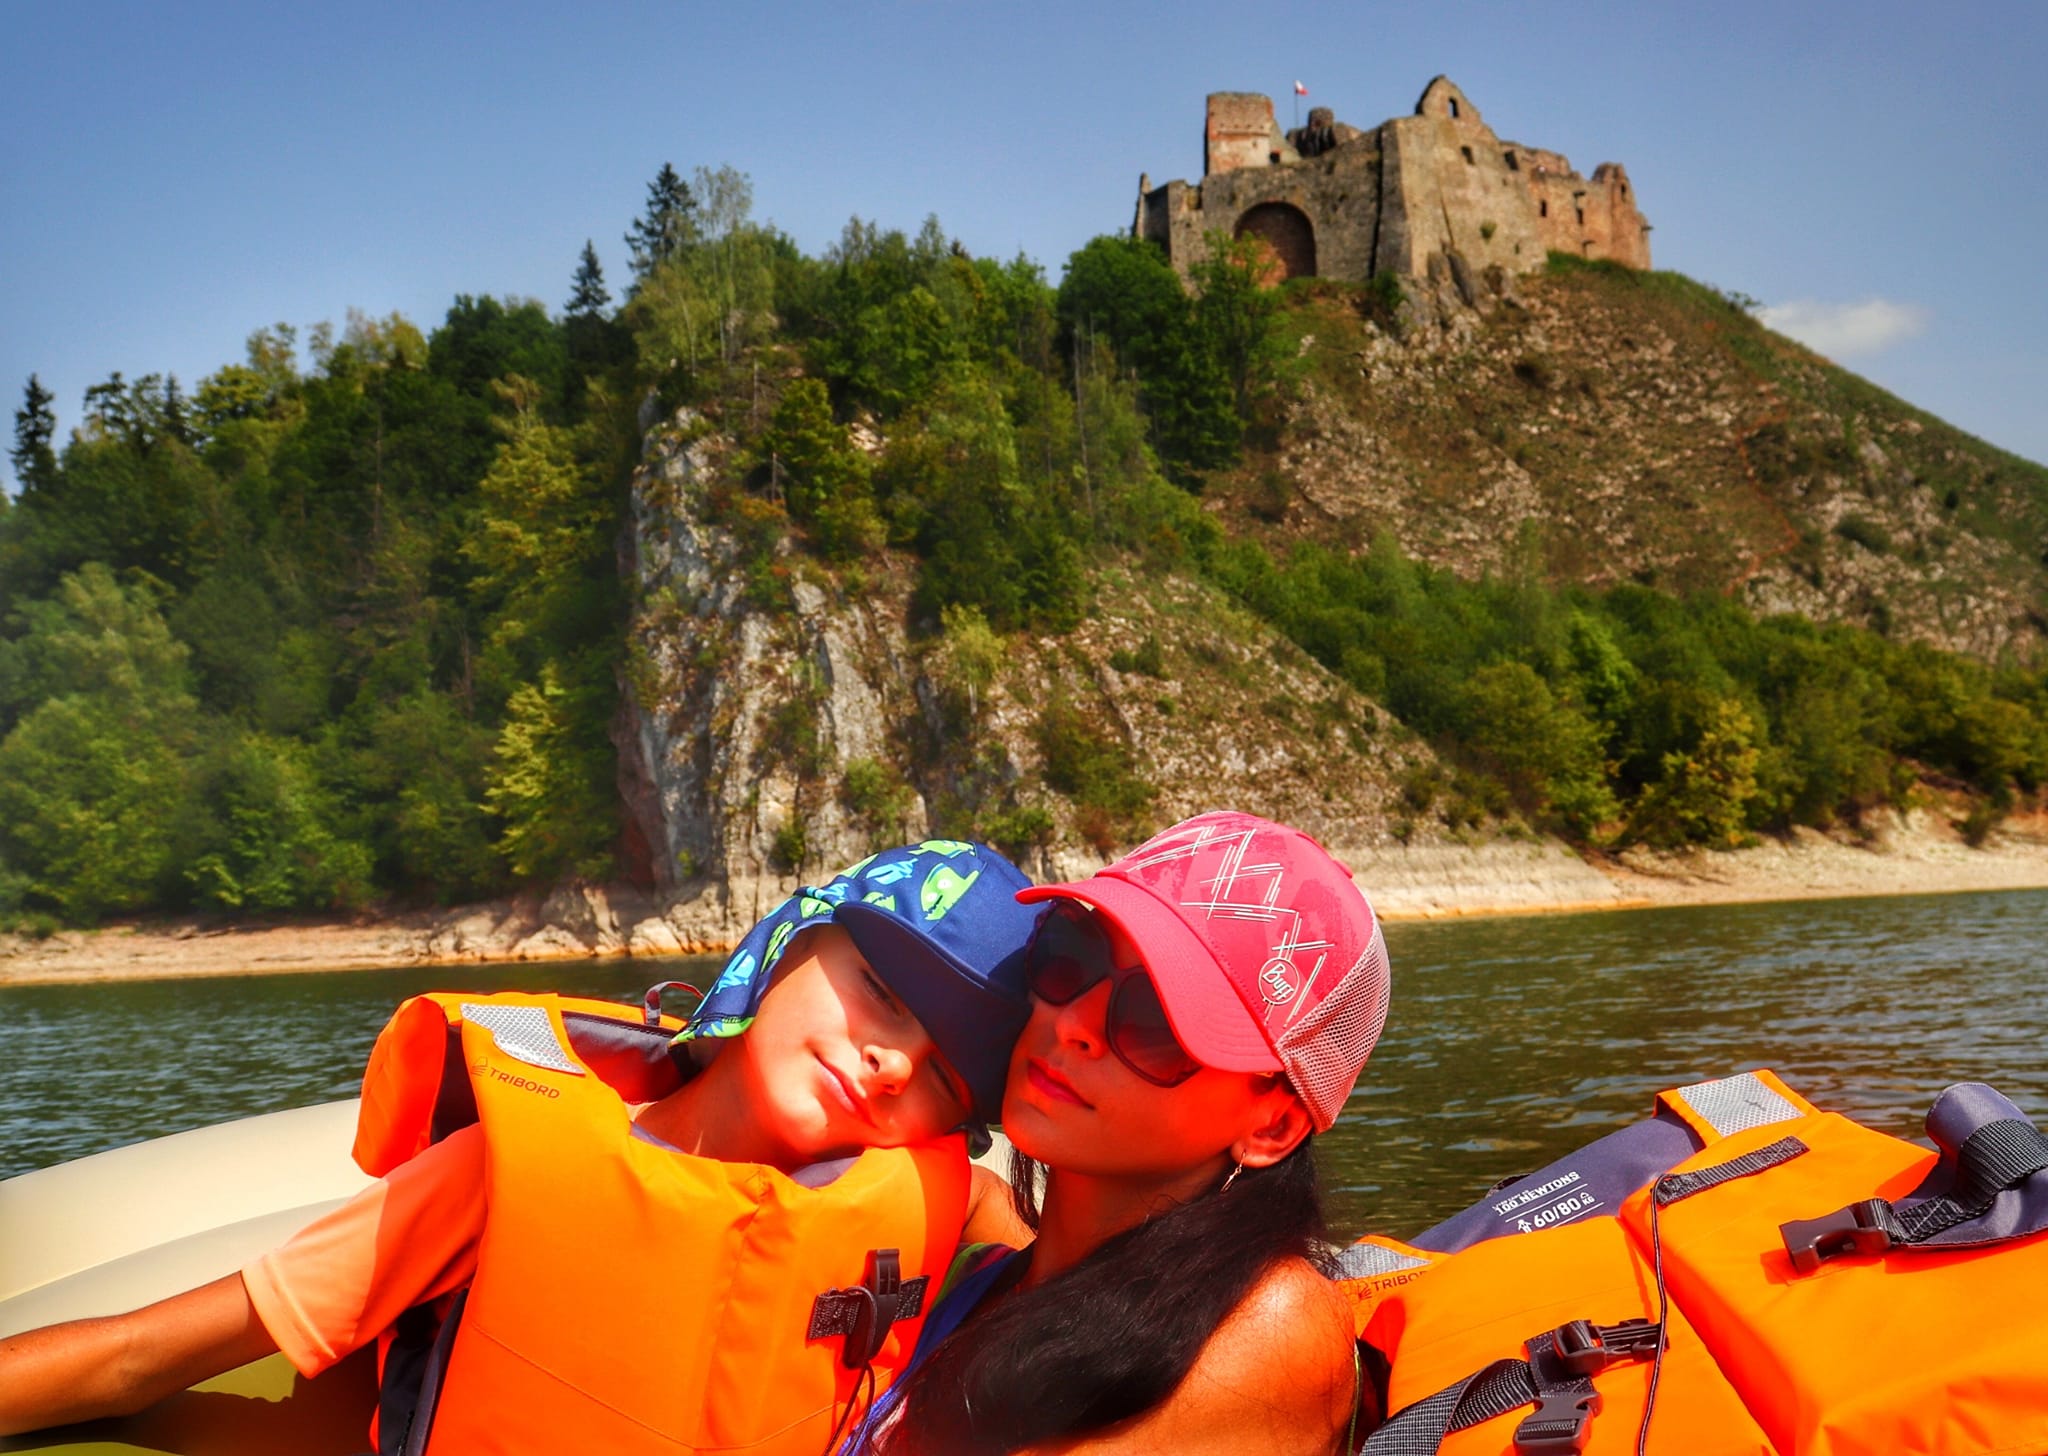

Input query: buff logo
[1259,957,1300,1006]
[476,1062,562,1098]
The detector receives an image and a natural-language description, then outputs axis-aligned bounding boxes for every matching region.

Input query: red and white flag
[1294,80,1308,96]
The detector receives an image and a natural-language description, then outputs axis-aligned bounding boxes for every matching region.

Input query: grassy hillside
[1215,256,2048,659]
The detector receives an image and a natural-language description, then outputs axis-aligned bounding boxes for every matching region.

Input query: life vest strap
[1782,1116,2048,1271]
[1652,1135,1808,1206]
[807,1249,931,1370]
[1359,1320,1662,1455]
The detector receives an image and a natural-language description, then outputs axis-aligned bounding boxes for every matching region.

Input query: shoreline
[7,809,2048,988]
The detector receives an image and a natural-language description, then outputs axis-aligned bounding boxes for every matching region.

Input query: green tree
[465,376,611,675]
[1190,232,1282,418]
[483,662,616,881]
[1057,236,1238,481]
[626,163,697,281]
[690,165,770,363]
[933,602,1005,723]
[11,375,58,495]
[464,378,618,884]
[1630,698,1763,848]
[0,563,195,728]
[1056,236,1190,368]
[0,565,202,919]
[1458,661,1618,837]
[568,241,611,317]
[0,695,192,918]
[185,735,373,911]
[762,378,878,559]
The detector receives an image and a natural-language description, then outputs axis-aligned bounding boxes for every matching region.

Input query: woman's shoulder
[1200,1254,1354,1381]
[1036,1255,1356,1456]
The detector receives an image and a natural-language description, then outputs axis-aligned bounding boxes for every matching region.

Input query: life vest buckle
[842,1248,902,1370]
[1512,1386,1601,1455]
[1781,1197,1894,1273]
[1546,1317,1663,1375]
[1512,1319,1663,1454]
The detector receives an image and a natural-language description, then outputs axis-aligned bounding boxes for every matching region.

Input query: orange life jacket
[351,990,970,1456]
[1343,1070,2048,1456]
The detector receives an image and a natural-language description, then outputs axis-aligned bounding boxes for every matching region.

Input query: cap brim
[833,901,1028,1124]
[1017,879,1281,1075]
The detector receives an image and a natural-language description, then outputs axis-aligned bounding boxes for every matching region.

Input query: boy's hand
[0,1273,278,1435]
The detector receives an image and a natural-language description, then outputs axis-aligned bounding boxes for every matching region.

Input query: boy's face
[733,924,973,1165]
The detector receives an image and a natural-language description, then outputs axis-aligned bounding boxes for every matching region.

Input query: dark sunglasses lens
[1110,974,1200,1085]
[1027,909,1109,1004]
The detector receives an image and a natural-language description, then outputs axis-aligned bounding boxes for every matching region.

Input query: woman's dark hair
[872,1138,1332,1453]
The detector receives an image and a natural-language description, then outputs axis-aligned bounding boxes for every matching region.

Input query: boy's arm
[0,1272,277,1436]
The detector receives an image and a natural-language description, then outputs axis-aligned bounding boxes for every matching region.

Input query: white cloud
[1757,298,1931,359]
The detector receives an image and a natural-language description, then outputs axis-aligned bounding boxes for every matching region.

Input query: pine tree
[162,374,192,445]
[11,375,58,495]
[625,163,696,280]
[567,241,611,317]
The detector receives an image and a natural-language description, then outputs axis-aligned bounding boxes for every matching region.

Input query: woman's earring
[1220,1161,1244,1194]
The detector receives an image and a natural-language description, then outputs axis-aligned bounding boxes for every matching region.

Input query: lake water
[4,888,2045,1241]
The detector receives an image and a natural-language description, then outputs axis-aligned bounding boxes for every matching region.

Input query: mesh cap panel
[1276,923,1391,1129]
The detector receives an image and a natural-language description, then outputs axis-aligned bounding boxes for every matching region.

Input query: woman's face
[1000,909,1302,1180]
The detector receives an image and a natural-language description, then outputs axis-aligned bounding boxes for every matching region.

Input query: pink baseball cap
[1017,810,1391,1131]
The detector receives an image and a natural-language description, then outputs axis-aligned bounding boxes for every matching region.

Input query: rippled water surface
[5,889,2046,1242]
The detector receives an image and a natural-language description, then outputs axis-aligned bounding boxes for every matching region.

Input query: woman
[856,809,1390,1453]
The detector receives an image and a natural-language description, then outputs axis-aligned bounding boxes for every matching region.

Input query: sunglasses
[1024,901,1203,1087]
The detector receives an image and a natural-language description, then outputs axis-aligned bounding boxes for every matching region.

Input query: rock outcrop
[610,407,1451,942]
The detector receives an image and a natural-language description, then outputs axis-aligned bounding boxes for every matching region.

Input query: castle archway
[1233,202,1317,281]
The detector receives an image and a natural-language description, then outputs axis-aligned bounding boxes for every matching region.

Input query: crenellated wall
[1135,76,1650,286]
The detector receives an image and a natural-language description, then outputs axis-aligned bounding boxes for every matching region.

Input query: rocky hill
[1226,256,2048,659]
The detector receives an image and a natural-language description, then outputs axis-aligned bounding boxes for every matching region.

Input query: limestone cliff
[611,407,1460,937]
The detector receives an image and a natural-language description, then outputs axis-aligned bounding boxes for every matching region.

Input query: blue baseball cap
[676,840,1042,1123]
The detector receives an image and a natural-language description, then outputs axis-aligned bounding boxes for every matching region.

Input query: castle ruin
[1134,77,1650,286]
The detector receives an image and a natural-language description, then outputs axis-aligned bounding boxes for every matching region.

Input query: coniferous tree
[568,241,611,317]
[625,163,696,281]
[162,375,192,446]
[10,375,58,495]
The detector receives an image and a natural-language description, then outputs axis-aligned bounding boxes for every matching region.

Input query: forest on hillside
[6,163,2048,931]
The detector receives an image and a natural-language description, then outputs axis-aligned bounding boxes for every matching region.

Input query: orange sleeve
[241,1123,488,1377]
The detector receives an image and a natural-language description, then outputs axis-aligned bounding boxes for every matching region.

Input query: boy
[0,840,1042,1454]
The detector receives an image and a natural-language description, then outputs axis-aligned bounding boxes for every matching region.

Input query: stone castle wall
[1133,76,1650,285]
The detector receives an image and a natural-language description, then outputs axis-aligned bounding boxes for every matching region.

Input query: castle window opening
[1269,152,1281,165]
[1540,199,1548,217]
[1461,145,1475,165]
[1504,151,1520,171]
[1449,98,1460,118]
[1233,202,1317,281]
[1576,206,1586,225]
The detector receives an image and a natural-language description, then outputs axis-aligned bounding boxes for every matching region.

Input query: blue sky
[4,0,2044,487]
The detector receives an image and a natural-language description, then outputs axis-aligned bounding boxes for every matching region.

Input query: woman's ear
[1231,1088,1315,1169]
